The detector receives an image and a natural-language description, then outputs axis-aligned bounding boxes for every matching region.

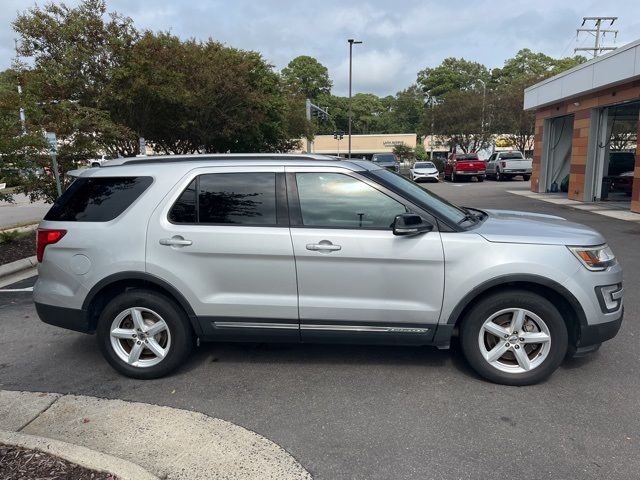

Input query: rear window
[44,177,152,222]
[456,154,479,161]
[499,152,524,159]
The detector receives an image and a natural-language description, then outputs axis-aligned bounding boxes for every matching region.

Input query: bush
[0,230,20,244]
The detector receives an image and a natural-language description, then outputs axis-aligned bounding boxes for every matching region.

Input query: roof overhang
[524,38,640,111]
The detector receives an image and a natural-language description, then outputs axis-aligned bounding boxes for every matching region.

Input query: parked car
[88,155,116,168]
[444,153,486,182]
[410,161,439,182]
[371,153,400,172]
[34,154,623,385]
[608,171,633,195]
[486,151,532,181]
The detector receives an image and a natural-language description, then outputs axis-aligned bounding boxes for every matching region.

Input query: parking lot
[1,179,639,480]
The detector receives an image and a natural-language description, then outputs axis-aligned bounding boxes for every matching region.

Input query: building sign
[383,141,405,147]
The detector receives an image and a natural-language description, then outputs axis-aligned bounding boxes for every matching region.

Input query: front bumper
[577,308,623,349]
[35,302,92,334]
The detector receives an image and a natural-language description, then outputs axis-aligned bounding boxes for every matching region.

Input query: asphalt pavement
[0,194,50,228]
[1,180,639,480]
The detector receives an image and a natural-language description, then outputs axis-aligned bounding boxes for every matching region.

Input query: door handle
[306,240,341,252]
[159,236,192,247]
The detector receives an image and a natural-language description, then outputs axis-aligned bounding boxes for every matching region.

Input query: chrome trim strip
[214,321,298,330]
[301,324,430,334]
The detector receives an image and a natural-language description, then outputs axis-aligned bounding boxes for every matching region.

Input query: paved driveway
[0,194,50,228]
[1,180,638,480]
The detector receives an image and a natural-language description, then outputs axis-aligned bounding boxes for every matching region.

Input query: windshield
[414,162,435,169]
[456,154,479,161]
[372,154,396,163]
[369,169,467,225]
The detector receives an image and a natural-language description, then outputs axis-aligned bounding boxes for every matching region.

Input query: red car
[444,153,486,182]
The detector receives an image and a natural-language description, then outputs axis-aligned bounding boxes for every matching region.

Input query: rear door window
[44,177,153,222]
[169,172,277,225]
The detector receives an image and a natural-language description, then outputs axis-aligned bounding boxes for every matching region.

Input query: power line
[575,16,618,58]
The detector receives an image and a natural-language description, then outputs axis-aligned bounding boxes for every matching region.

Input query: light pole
[347,38,362,159]
[478,79,486,149]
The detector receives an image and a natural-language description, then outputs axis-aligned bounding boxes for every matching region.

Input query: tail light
[501,161,507,168]
[37,228,67,262]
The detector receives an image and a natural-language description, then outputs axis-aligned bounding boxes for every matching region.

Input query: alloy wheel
[109,307,172,368]
[478,308,551,374]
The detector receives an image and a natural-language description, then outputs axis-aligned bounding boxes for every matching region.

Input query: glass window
[295,173,406,229]
[169,172,277,225]
[369,169,467,225]
[168,179,196,223]
[44,177,152,222]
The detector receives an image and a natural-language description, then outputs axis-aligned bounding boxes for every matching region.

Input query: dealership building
[524,38,640,213]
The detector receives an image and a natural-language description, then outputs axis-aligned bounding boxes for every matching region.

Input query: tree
[428,90,489,152]
[392,144,414,161]
[490,49,586,152]
[281,55,332,100]
[383,85,425,133]
[417,58,489,100]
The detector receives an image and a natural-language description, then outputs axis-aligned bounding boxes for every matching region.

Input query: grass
[0,229,32,244]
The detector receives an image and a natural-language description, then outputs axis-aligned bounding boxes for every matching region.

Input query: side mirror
[392,213,434,236]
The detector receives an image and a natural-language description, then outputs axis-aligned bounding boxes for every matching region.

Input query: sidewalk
[0,390,312,480]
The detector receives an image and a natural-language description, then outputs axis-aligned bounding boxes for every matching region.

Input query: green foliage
[281,55,332,100]
[417,58,489,100]
[414,144,427,161]
[392,144,414,161]
[0,229,20,244]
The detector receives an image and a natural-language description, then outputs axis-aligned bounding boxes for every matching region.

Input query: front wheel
[459,290,568,385]
[523,175,531,181]
[495,169,502,181]
[97,289,194,379]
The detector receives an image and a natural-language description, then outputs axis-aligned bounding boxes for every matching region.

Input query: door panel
[146,166,298,340]
[286,167,445,342]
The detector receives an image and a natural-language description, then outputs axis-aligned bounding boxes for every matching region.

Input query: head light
[568,245,616,271]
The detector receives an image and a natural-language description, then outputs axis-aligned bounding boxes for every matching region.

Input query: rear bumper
[455,171,485,176]
[35,302,92,334]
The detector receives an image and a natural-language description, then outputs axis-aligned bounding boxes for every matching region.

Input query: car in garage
[444,153,486,182]
[410,161,440,182]
[486,151,532,181]
[34,154,623,386]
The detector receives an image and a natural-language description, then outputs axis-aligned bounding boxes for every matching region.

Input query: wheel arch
[440,275,586,348]
[82,272,202,336]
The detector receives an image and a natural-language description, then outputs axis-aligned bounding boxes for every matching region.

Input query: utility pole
[14,39,26,135]
[575,17,618,58]
[347,39,362,159]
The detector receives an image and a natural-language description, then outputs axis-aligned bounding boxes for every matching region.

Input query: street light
[478,79,486,144]
[347,38,362,159]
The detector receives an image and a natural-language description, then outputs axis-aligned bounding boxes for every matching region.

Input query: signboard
[383,141,405,147]
[45,132,57,154]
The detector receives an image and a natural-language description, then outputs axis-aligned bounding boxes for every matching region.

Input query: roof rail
[109,153,341,167]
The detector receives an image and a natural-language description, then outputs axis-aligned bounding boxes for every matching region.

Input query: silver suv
[34,154,623,385]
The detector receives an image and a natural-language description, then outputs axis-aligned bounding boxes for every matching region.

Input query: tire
[97,289,194,379]
[459,290,568,386]
[451,172,457,182]
[495,169,502,181]
[477,176,484,182]
[523,175,531,181]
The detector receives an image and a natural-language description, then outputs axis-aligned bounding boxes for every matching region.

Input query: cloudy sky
[1,0,639,96]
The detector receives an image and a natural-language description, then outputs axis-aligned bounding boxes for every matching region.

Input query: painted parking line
[0,287,33,293]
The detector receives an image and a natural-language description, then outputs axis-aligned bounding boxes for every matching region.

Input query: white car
[410,161,440,182]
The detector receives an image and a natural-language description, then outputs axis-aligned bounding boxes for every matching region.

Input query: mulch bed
[0,444,117,480]
[0,234,36,265]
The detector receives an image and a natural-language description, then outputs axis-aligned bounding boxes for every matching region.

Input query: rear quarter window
[44,176,153,222]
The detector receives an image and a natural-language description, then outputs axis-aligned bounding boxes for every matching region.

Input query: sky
[1,0,639,97]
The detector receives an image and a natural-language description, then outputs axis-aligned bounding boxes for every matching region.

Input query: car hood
[475,209,606,246]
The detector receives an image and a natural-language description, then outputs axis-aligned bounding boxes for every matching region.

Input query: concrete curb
[0,256,37,278]
[0,430,159,480]
[0,390,312,480]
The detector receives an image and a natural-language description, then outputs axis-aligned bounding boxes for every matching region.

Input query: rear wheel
[477,175,484,182]
[460,290,568,385]
[523,175,531,181]
[97,289,194,379]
